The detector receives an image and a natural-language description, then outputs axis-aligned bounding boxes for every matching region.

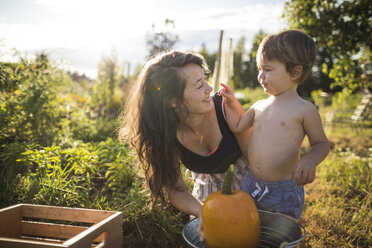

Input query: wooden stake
[212,30,224,92]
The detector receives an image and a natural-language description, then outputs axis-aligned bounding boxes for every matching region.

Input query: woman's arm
[167,169,207,241]
[166,169,203,218]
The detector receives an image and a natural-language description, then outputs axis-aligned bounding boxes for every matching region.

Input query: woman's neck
[177,107,221,151]
[181,112,209,133]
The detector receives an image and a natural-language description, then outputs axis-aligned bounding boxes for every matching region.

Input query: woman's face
[180,63,213,115]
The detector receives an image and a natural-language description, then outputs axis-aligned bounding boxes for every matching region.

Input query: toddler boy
[219,30,330,219]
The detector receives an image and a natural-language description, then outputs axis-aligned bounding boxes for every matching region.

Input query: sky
[0,0,288,79]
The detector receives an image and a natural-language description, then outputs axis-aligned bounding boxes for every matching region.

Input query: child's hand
[218,83,233,98]
[292,157,316,185]
[218,83,236,104]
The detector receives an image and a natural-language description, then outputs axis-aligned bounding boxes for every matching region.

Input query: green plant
[310,89,332,107]
[234,87,267,109]
[0,142,35,207]
[319,150,371,201]
[0,55,71,146]
[17,145,98,207]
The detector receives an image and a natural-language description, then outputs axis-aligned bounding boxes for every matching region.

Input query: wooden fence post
[212,30,224,92]
[227,38,233,86]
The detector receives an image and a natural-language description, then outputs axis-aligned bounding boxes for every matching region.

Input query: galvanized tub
[182,210,305,248]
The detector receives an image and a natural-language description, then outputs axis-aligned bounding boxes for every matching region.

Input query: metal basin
[182,210,305,248]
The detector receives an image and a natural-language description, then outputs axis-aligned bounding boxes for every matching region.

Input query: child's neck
[270,85,298,99]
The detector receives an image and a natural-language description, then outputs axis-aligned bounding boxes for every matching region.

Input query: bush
[0,142,35,207]
[69,113,119,143]
[8,139,133,207]
[234,87,267,109]
[0,56,72,146]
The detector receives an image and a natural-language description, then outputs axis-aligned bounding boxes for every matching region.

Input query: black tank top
[176,92,242,174]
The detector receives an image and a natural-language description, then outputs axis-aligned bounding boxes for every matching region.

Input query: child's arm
[292,104,330,185]
[219,83,255,133]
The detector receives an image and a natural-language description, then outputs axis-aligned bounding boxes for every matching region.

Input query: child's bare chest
[254,103,303,130]
[248,101,307,181]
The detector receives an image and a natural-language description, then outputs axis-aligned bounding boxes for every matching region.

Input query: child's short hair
[257,30,316,83]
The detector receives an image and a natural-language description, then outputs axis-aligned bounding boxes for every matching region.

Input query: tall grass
[0,138,189,247]
[301,147,371,247]
[301,90,371,247]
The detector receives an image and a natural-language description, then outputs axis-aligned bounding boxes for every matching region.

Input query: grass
[298,125,371,248]
[1,88,371,247]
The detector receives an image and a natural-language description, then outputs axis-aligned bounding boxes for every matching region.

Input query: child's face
[257,58,297,96]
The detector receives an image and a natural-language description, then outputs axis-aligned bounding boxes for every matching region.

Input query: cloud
[0,1,287,78]
[173,3,285,31]
[172,3,286,52]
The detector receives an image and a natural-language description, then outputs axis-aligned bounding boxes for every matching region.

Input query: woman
[119,50,251,222]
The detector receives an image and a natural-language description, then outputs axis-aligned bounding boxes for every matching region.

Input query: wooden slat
[21,221,104,243]
[22,221,87,240]
[21,204,115,224]
[0,204,22,238]
[64,212,122,248]
[0,237,66,248]
[20,236,64,244]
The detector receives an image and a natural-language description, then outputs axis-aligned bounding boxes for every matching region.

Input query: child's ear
[291,65,303,81]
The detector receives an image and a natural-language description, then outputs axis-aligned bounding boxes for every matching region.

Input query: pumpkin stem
[222,164,234,194]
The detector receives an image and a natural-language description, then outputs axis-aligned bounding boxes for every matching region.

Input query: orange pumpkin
[202,165,260,248]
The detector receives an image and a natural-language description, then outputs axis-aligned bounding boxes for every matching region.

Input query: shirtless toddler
[219,30,330,219]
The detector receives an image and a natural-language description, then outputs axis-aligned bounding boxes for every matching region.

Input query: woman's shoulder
[212,92,223,114]
[212,92,221,102]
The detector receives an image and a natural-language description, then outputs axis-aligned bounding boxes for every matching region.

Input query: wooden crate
[0,204,123,248]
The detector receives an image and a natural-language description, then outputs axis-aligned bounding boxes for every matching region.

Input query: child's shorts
[241,170,304,219]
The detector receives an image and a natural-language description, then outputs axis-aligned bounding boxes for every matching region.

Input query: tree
[243,30,268,88]
[199,43,217,79]
[232,36,246,89]
[94,49,122,119]
[283,0,372,92]
[146,19,179,57]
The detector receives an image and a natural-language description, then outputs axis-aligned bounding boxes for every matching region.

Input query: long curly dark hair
[119,50,209,204]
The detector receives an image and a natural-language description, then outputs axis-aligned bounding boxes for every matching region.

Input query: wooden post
[212,30,224,92]
[227,38,233,86]
[0,204,22,239]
